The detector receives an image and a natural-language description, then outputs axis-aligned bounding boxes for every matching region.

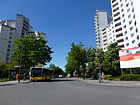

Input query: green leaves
[103,42,121,76]
[65,42,96,78]
[49,64,64,76]
[12,35,53,70]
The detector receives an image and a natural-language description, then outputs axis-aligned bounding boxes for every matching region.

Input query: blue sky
[0,0,111,70]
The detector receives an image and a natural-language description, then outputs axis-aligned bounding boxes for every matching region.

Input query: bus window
[31,69,42,77]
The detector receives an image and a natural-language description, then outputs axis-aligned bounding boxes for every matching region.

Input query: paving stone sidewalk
[0,80,31,86]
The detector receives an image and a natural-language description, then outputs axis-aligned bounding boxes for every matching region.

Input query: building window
[113,2,118,8]
[124,31,127,34]
[121,4,123,7]
[115,22,121,27]
[128,14,131,18]
[114,17,121,22]
[132,40,135,44]
[7,49,10,51]
[117,39,124,43]
[9,37,12,39]
[119,44,124,48]
[129,20,132,25]
[126,43,129,46]
[131,1,133,6]
[133,14,135,19]
[114,12,120,17]
[8,45,11,48]
[121,9,124,12]
[116,27,122,32]
[124,25,126,28]
[134,21,137,26]
[130,27,133,31]
[132,8,134,12]
[123,19,125,23]
[126,3,129,7]
[122,14,125,18]
[112,0,116,3]
[8,41,11,43]
[127,8,130,13]
[136,28,138,33]
[116,33,123,37]
[125,37,128,40]
[137,35,139,40]
[131,33,134,37]
[113,7,119,12]
[10,33,13,35]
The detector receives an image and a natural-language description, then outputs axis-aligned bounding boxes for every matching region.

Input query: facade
[94,10,112,50]
[0,14,32,62]
[95,0,140,51]
[15,14,32,38]
[27,31,46,39]
[0,20,16,62]
[111,0,140,49]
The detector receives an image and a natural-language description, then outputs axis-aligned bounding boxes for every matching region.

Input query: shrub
[104,75,112,80]
[120,74,140,81]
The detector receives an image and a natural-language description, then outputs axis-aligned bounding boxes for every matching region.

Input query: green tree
[95,48,104,73]
[0,61,8,78]
[12,35,53,70]
[49,64,64,76]
[86,47,96,78]
[103,42,121,76]
[65,42,87,78]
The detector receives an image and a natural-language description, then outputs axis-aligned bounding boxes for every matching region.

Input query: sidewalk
[0,80,31,86]
[76,78,140,88]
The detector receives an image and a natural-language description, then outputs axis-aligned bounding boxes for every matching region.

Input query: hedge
[120,74,140,81]
[104,75,113,80]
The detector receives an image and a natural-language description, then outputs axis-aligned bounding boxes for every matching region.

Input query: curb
[0,81,31,87]
[76,78,140,88]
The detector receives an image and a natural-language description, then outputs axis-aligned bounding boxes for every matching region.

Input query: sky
[0,0,111,70]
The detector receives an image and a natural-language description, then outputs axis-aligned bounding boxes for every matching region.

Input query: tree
[103,42,121,76]
[12,35,53,70]
[86,47,96,78]
[0,61,8,78]
[95,48,104,73]
[49,64,64,77]
[65,42,87,78]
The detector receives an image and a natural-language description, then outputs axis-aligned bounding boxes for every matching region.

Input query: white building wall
[110,0,140,49]
[0,14,32,62]
[94,10,112,49]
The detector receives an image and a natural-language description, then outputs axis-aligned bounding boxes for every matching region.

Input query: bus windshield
[31,69,42,77]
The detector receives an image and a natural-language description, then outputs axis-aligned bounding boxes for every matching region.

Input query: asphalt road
[0,78,140,105]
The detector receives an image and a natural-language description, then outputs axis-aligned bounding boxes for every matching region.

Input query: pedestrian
[101,72,104,83]
[16,74,20,83]
[98,72,101,83]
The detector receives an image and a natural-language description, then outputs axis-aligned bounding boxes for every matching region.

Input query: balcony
[117,38,124,43]
[116,33,123,38]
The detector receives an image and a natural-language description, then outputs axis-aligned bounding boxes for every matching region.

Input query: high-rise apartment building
[95,0,140,51]
[94,10,112,49]
[0,14,32,62]
[111,0,140,48]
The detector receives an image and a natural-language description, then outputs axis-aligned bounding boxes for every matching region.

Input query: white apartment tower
[95,0,140,51]
[111,0,140,49]
[94,10,112,49]
[0,14,32,62]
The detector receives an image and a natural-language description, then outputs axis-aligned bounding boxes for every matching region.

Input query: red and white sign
[119,47,140,68]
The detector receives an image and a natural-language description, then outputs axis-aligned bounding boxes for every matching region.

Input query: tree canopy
[12,35,53,70]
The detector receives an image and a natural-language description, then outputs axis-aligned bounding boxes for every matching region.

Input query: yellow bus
[30,67,52,81]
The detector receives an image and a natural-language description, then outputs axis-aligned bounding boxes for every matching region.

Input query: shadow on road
[31,78,75,82]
